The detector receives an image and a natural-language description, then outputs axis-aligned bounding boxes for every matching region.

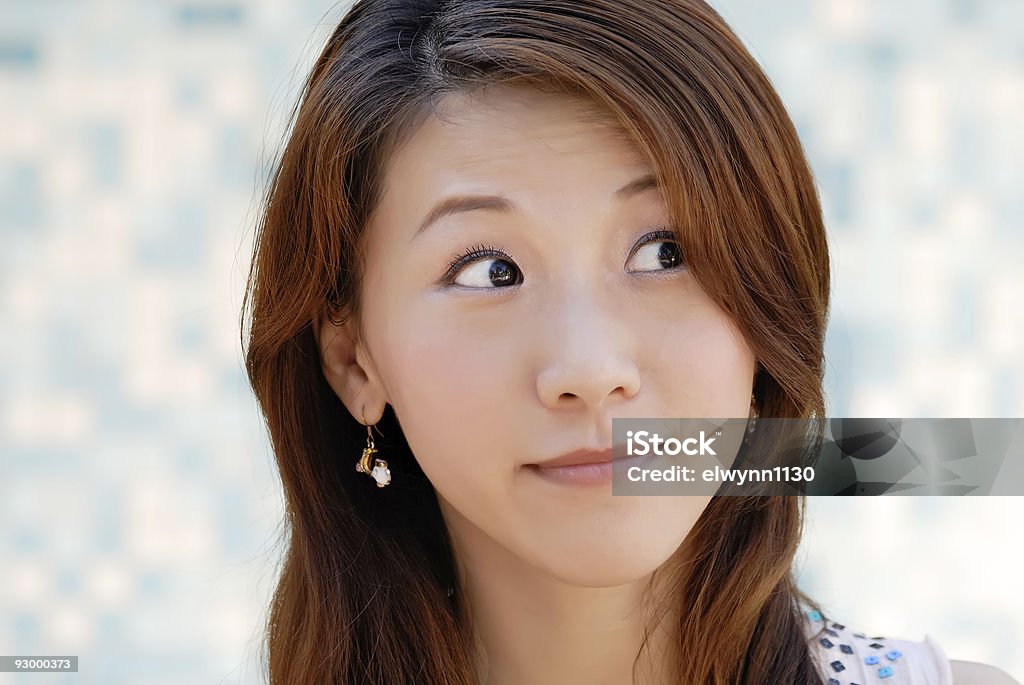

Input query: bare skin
[319,83,759,683]
[315,82,1022,684]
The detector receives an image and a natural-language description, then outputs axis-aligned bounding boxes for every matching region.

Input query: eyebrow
[412,173,660,240]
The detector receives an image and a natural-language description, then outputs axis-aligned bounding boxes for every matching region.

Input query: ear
[313,307,389,425]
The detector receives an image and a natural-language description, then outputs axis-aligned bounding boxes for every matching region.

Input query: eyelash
[441,228,682,284]
[443,243,509,282]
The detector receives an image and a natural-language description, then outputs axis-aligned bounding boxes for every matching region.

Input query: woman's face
[322,84,756,587]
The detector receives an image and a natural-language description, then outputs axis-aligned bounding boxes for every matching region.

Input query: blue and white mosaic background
[1,1,1021,682]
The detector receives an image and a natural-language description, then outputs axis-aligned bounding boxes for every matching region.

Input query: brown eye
[627,232,686,273]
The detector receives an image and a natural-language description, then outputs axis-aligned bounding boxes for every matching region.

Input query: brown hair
[241,0,833,682]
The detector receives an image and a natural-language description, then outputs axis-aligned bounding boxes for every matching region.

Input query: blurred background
[1,0,1021,683]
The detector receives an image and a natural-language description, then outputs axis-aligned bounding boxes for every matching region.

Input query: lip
[524,447,652,487]
[532,448,614,469]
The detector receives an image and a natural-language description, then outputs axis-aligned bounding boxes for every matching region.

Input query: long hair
[241,1,833,682]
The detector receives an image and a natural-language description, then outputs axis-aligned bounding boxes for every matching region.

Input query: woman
[241,0,1017,682]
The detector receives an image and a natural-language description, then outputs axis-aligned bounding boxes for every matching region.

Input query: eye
[627,230,686,273]
[444,244,523,289]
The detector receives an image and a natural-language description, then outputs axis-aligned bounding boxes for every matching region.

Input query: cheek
[397,327,511,415]
[652,307,756,414]
[379,318,518,491]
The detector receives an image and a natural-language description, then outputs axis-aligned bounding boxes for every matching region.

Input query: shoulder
[800,607,969,685]
[948,659,1021,685]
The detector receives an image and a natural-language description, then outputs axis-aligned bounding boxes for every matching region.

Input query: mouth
[524,447,652,487]
[529,447,614,469]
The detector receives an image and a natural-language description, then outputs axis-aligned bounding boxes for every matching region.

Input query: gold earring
[355,420,391,488]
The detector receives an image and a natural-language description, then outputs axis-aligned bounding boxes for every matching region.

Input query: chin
[519,500,700,585]
[531,532,686,589]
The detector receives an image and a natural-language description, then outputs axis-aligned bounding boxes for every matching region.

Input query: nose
[534,287,642,412]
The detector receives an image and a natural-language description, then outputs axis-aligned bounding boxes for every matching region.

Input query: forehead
[375,85,652,211]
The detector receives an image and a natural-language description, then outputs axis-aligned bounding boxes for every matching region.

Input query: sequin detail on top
[802,608,954,685]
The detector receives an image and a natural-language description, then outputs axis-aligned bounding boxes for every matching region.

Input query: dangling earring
[746,392,759,437]
[355,418,391,488]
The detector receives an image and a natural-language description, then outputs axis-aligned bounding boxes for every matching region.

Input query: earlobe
[314,313,388,425]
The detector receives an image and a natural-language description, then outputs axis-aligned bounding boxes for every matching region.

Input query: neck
[442,500,680,685]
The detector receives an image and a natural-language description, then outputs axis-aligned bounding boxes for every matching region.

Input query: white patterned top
[803,608,953,685]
